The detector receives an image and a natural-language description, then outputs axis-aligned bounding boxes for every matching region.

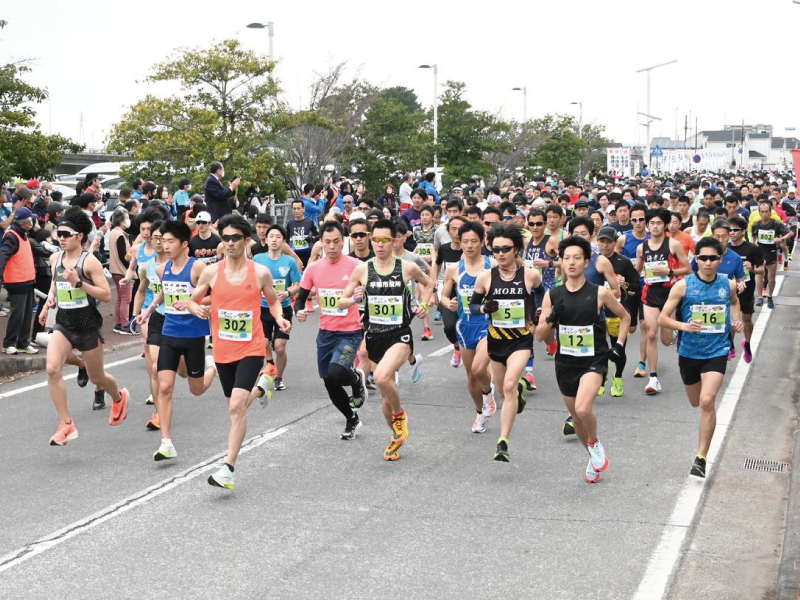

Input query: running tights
[609,335,627,378]
[439,303,459,347]
[323,363,357,419]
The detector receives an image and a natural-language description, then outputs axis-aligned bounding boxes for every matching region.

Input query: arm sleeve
[469,290,485,316]
[294,287,310,313]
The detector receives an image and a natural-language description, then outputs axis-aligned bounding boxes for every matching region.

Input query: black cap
[83,173,100,186]
[12,187,32,201]
[77,192,98,209]
[597,226,618,241]
[575,200,588,208]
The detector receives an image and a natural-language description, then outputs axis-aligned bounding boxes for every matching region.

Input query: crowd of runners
[37,167,798,489]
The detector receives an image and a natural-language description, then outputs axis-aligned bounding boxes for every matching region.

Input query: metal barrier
[268,203,291,227]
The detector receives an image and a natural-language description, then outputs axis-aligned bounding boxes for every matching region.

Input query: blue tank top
[585,253,604,286]
[144,257,165,315]
[524,235,556,289]
[161,257,210,338]
[456,257,491,322]
[678,273,731,359]
[621,231,649,259]
[137,242,155,267]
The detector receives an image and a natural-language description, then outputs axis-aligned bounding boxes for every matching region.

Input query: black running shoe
[690,456,706,478]
[341,414,361,440]
[92,390,106,411]
[494,438,510,462]
[516,380,526,413]
[274,378,286,391]
[351,368,368,409]
[563,416,576,436]
[77,367,89,388]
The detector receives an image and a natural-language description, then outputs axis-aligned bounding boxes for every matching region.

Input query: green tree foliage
[0,20,81,181]
[107,39,290,200]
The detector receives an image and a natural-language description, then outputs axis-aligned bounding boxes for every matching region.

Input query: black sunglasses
[350,231,369,239]
[56,230,79,239]
[491,245,514,254]
[729,228,742,232]
[195,220,209,225]
[221,233,244,242]
[696,255,721,262]
[528,221,544,227]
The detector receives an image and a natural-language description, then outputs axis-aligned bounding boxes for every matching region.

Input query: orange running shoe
[546,341,558,356]
[109,388,129,426]
[383,412,408,461]
[49,420,78,446]
[146,412,161,431]
[421,327,433,341]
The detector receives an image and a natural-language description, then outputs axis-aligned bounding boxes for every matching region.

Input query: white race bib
[691,304,726,334]
[368,295,403,325]
[491,299,525,328]
[558,324,595,357]
[644,260,669,284]
[319,288,346,316]
[163,281,192,315]
[217,309,253,341]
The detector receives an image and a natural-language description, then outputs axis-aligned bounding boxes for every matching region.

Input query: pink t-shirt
[300,255,362,332]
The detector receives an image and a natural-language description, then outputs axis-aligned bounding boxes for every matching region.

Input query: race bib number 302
[218,310,253,341]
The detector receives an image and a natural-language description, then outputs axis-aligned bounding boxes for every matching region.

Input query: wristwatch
[74,280,83,289]
[668,268,674,277]
[548,259,554,268]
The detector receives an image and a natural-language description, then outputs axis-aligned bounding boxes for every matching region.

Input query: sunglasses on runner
[371,236,393,244]
[696,254,721,262]
[630,217,646,223]
[350,231,369,239]
[528,221,544,227]
[502,215,514,221]
[221,233,244,242]
[56,230,79,238]
[729,228,743,232]
[483,220,497,227]
[195,220,209,225]
[491,245,514,255]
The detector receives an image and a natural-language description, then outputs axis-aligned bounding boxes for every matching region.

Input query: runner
[536,235,629,482]
[253,224,302,391]
[188,211,222,265]
[136,220,218,461]
[295,220,368,439]
[469,222,542,462]
[657,237,744,478]
[751,201,794,309]
[413,205,437,340]
[39,207,130,445]
[441,220,495,433]
[431,216,465,367]
[286,198,319,269]
[185,214,290,490]
[522,208,553,388]
[728,215,764,363]
[340,219,434,461]
[635,208,691,395]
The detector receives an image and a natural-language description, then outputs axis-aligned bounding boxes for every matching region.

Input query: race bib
[199,255,218,265]
[691,304,726,334]
[273,278,286,293]
[163,281,192,315]
[644,260,669,284]
[491,299,525,328]
[368,295,403,325]
[56,280,88,309]
[459,285,474,311]
[292,235,309,250]
[757,229,775,245]
[743,268,751,283]
[319,288,346,316]
[217,309,253,341]
[416,243,433,258]
[149,275,162,296]
[558,324,595,357]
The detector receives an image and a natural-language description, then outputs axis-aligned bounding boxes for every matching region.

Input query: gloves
[609,341,624,364]
[483,299,499,314]
[533,306,542,326]
[548,298,565,328]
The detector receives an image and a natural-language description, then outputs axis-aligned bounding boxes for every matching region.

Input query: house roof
[749,150,767,158]
[651,137,686,149]
[748,132,770,139]
[701,130,739,143]
[771,137,800,149]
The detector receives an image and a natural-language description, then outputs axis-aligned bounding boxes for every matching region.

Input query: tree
[482,120,548,185]
[0,20,81,182]
[107,39,290,200]
[530,115,587,178]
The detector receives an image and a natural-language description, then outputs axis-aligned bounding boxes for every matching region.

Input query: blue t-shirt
[690,248,744,280]
[173,190,190,208]
[253,253,301,308]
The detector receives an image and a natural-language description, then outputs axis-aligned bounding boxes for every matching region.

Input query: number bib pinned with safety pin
[558,324,595,357]
[691,304,726,334]
[218,310,253,341]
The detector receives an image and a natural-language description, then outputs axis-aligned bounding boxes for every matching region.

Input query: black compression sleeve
[294,287,311,314]
[469,290,486,316]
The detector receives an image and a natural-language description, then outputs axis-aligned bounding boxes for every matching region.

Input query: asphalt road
[0,303,784,599]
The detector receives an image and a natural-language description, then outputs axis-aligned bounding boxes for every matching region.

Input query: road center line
[633,275,785,599]
[427,344,454,357]
[0,426,288,574]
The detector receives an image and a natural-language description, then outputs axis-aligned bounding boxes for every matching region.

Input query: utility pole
[636,59,677,156]
[684,115,688,147]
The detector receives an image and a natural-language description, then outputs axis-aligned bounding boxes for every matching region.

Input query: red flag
[792,149,800,185]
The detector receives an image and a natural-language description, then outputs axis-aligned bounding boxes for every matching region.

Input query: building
[684,126,798,169]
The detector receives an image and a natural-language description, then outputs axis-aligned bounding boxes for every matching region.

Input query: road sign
[651,145,664,158]
[693,154,702,163]
[738,145,743,155]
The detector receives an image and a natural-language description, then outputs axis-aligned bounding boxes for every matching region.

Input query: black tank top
[364,257,413,333]
[642,237,672,288]
[54,251,102,332]
[550,280,608,364]
[487,266,532,340]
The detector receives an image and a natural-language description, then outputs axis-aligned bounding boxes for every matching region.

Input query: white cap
[532,198,547,208]
[597,180,606,186]
[662,192,671,200]
[348,211,367,221]
[637,189,647,197]
[612,187,621,194]
[195,211,211,222]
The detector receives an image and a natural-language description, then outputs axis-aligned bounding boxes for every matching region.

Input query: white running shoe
[205,354,217,374]
[645,376,661,395]
[153,439,177,461]
[471,411,489,433]
[588,440,609,472]
[144,394,154,406]
[585,456,600,483]
[410,353,424,383]
[482,392,496,418]
[255,374,275,408]
[208,465,235,490]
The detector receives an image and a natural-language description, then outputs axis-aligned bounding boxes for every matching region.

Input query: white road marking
[0,355,143,400]
[633,275,785,599]
[0,427,288,574]
[427,344,454,357]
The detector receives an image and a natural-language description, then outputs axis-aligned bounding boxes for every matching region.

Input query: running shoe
[472,411,489,434]
[410,353,424,383]
[206,335,213,350]
[341,414,362,440]
[741,340,753,364]
[205,354,217,374]
[784,261,790,272]
[0,308,8,317]
[690,455,707,478]
[421,327,434,341]
[563,416,576,436]
[434,310,442,322]
[585,456,601,483]
[546,341,558,356]
[727,347,736,361]
[109,388,129,425]
[93,390,106,411]
[493,438,510,462]
[633,361,646,378]
[113,325,132,336]
[144,394,154,406]
[3,346,16,355]
[451,349,462,368]
[273,377,286,391]
[645,376,661,395]
[255,373,275,407]
[351,368,368,408]
[482,390,496,418]
[523,373,537,391]
[516,379,526,413]
[383,412,408,461]
[146,412,161,430]
[49,420,78,446]
[264,362,278,377]
[77,366,89,388]
[154,439,177,461]
[588,440,609,472]
[768,297,775,309]
[597,380,606,397]
[16,345,38,354]
[756,296,764,308]
[610,377,624,397]
[366,374,376,390]
[208,465,235,490]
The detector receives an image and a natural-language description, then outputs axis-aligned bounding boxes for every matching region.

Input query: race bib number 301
[218,310,253,341]
[368,295,403,325]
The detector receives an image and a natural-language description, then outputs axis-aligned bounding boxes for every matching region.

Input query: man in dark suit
[204,161,241,223]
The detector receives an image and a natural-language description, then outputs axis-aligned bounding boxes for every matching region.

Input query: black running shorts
[157,335,206,378]
[216,356,264,398]
[365,326,413,364]
[678,354,727,386]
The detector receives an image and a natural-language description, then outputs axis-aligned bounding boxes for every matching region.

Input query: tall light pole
[512,87,527,122]
[247,22,275,60]
[419,64,438,169]
[636,59,677,154]
[570,101,583,135]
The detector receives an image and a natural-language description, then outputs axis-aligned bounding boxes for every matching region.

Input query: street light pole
[570,101,583,135]
[419,64,438,169]
[246,22,275,60]
[512,87,527,122]
[636,59,677,156]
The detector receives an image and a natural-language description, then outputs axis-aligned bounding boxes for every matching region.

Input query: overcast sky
[4,0,800,151]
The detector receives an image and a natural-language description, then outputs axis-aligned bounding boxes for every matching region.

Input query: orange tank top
[210,259,266,363]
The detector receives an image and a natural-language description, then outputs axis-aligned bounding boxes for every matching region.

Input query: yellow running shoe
[383,412,408,461]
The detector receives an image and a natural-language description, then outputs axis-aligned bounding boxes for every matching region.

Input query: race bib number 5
[691,304,726,333]
[218,310,253,341]
[491,299,525,328]
[558,324,595,357]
